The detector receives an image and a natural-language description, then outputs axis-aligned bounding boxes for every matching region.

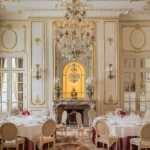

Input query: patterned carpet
[48,127,104,150]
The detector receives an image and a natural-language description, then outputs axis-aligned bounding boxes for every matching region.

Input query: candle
[65,3,70,9]
[81,6,85,11]
[76,0,80,5]
[72,19,77,25]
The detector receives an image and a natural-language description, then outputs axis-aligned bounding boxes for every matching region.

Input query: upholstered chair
[76,112,84,140]
[34,119,56,150]
[56,110,68,136]
[130,123,150,150]
[41,108,50,116]
[0,112,9,119]
[144,110,150,120]
[114,108,123,115]
[1,122,25,150]
[88,109,96,127]
[11,108,20,116]
[95,120,118,150]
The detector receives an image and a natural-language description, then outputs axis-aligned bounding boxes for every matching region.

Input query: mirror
[53,22,95,100]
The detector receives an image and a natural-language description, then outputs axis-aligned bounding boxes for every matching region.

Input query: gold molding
[0,24,26,53]
[34,38,42,45]
[31,21,46,106]
[129,11,150,14]
[5,0,60,1]
[18,8,131,12]
[121,24,149,53]
[0,10,21,15]
[104,21,118,105]
[1,25,17,50]
[86,0,144,1]
[130,27,146,50]
[107,37,115,46]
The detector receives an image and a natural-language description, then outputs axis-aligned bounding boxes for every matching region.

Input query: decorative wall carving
[121,24,150,53]
[0,24,26,53]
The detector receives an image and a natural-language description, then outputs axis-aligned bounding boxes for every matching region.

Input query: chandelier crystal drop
[54,0,95,61]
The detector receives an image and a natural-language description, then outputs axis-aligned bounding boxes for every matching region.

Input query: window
[0,55,26,112]
[122,57,150,114]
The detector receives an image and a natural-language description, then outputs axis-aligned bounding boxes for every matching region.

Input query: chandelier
[68,64,80,83]
[54,0,95,61]
[0,0,6,14]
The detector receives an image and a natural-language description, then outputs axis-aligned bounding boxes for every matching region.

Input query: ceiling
[1,0,150,19]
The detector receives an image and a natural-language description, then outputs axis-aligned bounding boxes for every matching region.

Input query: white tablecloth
[93,116,142,138]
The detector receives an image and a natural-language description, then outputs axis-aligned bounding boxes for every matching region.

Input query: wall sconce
[107,64,115,80]
[33,64,42,80]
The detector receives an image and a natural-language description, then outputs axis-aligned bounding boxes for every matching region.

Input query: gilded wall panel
[104,21,118,105]
[0,24,26,53]
[31,21,46,106]
[121,24,150,53]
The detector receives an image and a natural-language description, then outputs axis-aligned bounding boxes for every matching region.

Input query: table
[0,116,56,150]
[93,116,150,150]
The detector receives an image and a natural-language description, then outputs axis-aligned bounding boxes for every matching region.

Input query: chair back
[42,119,56,137]
[1,123,18,141]
[76,112,83,127]
[61,110,68,125]
[95,120,109,139]
[140,123,150,142]
[88,109,96,126]
[0,112,9,119]
[41,108,50,116]
[144,110,150,120]
[11,109,20,116]
[115,108,123,115]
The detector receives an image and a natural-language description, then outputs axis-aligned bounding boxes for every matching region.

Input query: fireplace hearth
[53,100,96,127]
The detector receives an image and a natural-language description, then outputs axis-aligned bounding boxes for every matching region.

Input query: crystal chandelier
[0,0,6,14]
[54,0,95,61]
[68,64,80,83]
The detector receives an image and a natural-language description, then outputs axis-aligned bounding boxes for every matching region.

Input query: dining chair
[144,110,150,120]
[95,120,118,150]
[11,108,20,116]
[114,108,123,115]
[56,110,68,136]
[1,122,25,150]
[34,119,56,150]
[76,112,84,140]
[88,108,96,127]
[130,123,150,150]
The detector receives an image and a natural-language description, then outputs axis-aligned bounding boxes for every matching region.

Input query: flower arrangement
[21,110,30,116]
[117,110,126,117]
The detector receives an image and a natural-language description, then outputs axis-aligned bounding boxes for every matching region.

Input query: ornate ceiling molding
[4,0,60,1]
[18,8,131,12]
[86,0,144,1]
[129,10,150,14]
[0,10,21,15]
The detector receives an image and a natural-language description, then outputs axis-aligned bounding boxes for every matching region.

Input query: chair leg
[102,143,104,150]
[95,141,97,150]
[138,146,141,150]
[130,144,132,150]
[48,142,50,148]
[116,142,117,150]
[34,143,36,150]
[23,143,24,150]
[53,140,56,150]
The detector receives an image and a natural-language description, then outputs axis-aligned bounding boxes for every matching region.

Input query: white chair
[95,120,118,150]
[88,109,96,127]
[0,112,9,119]
[56,110,68,136]
[11,108,20,116]
[144,110,150,120]
[41,108,50,116]
[76,112,84,140]
[130,123,150,150]
[84,109,96,142]
[1,122,25,150]
[34,119,56,150]
[114,108,123,115]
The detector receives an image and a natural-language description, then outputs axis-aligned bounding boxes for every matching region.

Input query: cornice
[129,10,150,14]
[4,0,60,1]
[86,0,144,1]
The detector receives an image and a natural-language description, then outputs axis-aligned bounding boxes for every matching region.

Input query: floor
[48,127,104,150]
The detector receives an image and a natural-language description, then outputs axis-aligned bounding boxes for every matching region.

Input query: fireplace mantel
[53,99,96,126]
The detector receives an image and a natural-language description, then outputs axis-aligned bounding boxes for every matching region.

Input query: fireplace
[66,109,84,125]
[53,100,96,127]
[57,104,90,126]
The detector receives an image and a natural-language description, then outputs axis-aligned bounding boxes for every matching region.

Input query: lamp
[54,0,95,61]
[107,64,115,80]
[33,64,42,80]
